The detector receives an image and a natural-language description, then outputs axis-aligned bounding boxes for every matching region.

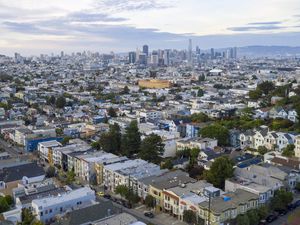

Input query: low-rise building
[32,187,96,224]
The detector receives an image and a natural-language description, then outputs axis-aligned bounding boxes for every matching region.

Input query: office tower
[136,48,140,61]
[196,46,201,63]
[225,49,230,59]
[61,51,64,58]
[230,48,234,59]
[163,49,170,66]
[196,46,200,55]
[128,51,136,64]
[139,53,147,65]
[14,52,22,63]
[188,39,192,64]
[210,48,215,59]
[233,47,238,59]
[151,51,159,65]
[143,45,149,56]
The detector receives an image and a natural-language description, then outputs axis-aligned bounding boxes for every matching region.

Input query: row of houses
[239,125,300,152]
[254,106,298,123]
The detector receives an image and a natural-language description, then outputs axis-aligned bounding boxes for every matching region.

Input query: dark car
[116,200,123,205]
[122,201,132,209]
[144,212,154,218]
[266,214,278,223]
[294,200,300,208]
[103,194,111,199]
[288,203,296,211]
[275,209,288,216]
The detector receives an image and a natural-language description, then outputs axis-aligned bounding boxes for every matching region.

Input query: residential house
[198,189,259,225]
[0,162,45,195]
[32,187,96,224]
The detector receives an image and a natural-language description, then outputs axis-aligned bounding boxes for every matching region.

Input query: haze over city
[1,0,300,55]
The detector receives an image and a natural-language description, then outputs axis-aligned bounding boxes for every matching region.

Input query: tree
[198,74,205,82]
[61,136,72,145]
[46,166,56,178]
[257,206,269,220]
[183,210,197,224]
[99,124,121,154]
[271,189,293,210]
[161,159,173,169]
[19,208,44,225]
[66,169,75,184]
[257,146,268,155]
[122,121,141,157]
[123,86,130,94]
[145,195,156,208]
[0,196,9,213]
[240,107,254,120]
[257,81,275,95]
[246,209,260,225]
[108,107,117,117]
[190,148,200,165]
[200,124,229,146]
[197,88,204,97]
[55,128,63,136]
[249,89,262,100]
[139,134,164,163]
[190,113,210,123]
[282,144,295,157]
[4,195,13,206]
[236,214,250,225]
[56,96,66,109]
[188,165,204,180]
[126,191,140,204]
[91,141,101,150]
[115,185,129,198]
[204,156,234,189]
[47,95,56,105]
[270,118,293,131]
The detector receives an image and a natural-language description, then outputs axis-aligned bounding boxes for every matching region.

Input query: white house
[32,187,95,224]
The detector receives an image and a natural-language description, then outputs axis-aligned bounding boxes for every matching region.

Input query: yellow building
[149,184,164,211]
[138,79,172,89]
[147,170,195,212]
[295,135,300,158]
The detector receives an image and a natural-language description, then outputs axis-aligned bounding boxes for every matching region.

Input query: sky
[1,0,300,56]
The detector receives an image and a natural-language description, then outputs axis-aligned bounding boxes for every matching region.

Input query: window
[40,212,43,216]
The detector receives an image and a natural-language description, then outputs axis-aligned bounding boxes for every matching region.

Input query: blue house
[25,137,64,152]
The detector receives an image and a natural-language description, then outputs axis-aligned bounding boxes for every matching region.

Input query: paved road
[0,138,24,156]
[269,196,300,225]
[97,197,186,225]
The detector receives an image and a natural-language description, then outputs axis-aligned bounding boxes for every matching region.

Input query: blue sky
[1,0,300,55]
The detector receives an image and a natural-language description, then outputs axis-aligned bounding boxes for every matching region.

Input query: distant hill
[237,46,300,57]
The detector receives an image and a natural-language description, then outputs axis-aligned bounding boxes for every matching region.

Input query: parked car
[266,214,278,223]
[122,201,132,209]
[103,194,111,199]
[144,212,154,218]
[275,208,288,216]
[116,199,123,205]
[294,200,300,208]
[288,203,296,211]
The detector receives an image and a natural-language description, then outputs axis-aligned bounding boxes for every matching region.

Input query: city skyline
[1,0,300,55]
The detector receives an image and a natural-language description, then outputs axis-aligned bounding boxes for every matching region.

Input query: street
[96,197,187,225]
[0,138,25,156]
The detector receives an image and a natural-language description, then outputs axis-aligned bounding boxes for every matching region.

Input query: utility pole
[208,193,211,225]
